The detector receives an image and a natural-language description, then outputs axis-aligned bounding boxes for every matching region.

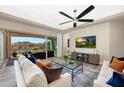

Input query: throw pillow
[40,66,63,83]
[36,59,52,69]
[110,56,115,64]
[27,55,36,64]
[107,72,124,87]
[109,57,124,72]
[118,57,124,61]
[35,60,63,83]
[110,56,124,64]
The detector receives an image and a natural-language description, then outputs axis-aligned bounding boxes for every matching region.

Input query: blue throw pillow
[118,57,124,61]
[107,72,124,87]
[27,55,36,64]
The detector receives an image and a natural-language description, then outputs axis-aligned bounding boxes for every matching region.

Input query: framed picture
[76,36,96,48]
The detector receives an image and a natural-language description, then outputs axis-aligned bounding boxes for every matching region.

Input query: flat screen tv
[76,36,96,48]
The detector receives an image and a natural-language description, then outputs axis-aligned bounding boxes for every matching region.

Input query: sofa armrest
[14,60,27,87]
[48,73,72,87]
[93,80,112,87]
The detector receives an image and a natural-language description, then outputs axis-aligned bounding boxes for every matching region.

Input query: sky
[11,36,47,44]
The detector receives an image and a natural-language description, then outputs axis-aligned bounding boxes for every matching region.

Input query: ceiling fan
[59,5,95,28]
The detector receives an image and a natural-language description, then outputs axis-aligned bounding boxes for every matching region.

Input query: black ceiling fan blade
[77,5,95,19]
[78,19,94,22]
[59,21,73,25]
[73,22,77,28]
[59,11,73,19]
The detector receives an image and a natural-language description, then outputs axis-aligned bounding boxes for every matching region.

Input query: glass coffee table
[51,58,83,81]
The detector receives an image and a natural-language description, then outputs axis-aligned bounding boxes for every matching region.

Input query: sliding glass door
[47,37,57,57]
[11,34,57,59]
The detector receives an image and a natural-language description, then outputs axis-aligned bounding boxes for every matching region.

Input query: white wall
[63,33,70,55]
[0,31,3,67]
[0,31,3,59]
[0,19,58,37]
[110,21,124,57]
[0,18,61,60]
[63,23,110,63]
[57,33,63,57]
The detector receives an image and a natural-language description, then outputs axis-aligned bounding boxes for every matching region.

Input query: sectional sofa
[94,60,113,87]
[14,55,71,87]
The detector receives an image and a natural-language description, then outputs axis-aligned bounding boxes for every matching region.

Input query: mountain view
[11,36,57,57]
[11,42,46,54]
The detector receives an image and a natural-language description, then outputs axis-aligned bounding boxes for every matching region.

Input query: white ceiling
[0,5,124,30]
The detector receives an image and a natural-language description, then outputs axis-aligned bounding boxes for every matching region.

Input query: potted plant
[64,55,68,61]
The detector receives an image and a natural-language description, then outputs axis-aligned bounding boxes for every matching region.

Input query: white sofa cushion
[22,60,48,87]
[48,73,71,87]
[18,54,26,62]
[94,60,114,87]
[20,58,31,69]
[14,60,26,87]
[98,61,114,82]
[94,80,111,87]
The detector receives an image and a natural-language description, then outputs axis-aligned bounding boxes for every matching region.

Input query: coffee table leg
[72,70,73,82]
[82,64,83,72]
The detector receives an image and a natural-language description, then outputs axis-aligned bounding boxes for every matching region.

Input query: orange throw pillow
[36,59,52,69]
[45,63,52,68]
[109,57,124,72]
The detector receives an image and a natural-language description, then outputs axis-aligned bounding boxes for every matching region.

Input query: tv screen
[76,36,96,48]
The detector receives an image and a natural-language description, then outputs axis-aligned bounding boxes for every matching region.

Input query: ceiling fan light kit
[59,5,95,28]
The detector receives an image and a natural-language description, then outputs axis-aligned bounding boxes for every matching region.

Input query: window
[11,35,57,59]
[47,37,57,57]
[11,36,47,59]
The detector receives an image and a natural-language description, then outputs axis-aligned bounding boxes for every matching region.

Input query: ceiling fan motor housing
[73,22,77,28]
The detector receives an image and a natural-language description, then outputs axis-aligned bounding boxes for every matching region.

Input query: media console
[76,52,100,65]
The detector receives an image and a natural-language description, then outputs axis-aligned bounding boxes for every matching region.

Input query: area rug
[72,65,100,87]
[0,66,16,87]
[0,62,100,87]
[6,58,17,66]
